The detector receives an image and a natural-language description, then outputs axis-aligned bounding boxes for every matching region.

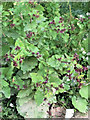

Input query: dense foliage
[1,1,90,119]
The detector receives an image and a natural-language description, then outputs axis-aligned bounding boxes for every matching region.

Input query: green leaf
[79,86,88,99]
[35,5,45,11]
[47,56,56,67]
[54,16,59,23]
[47,56,60,69]
[30,73,44,84]
[4,31,20,39]
[13,76,24,88]
[17,87,32,98]
[1,67,13,79]
[64,84,70,90]
[2,86,11,98]
[21,57,38,74]
[49,73,62,84]
[72,96,88,113]
[2,80,9,86]
[76,64,82,69]
[17,71,31,79]
[56,88,65,93]
[0,93,2,98]
[17,95,33,106]
[24,22,37,31]
[2,44,10,56]
[13,17,22,25]
[15,38,25,48]
[88,84,90,98]
[3,11,9,16]
[34,89,44,105]
[40,48,49,59]
[27,44,39,53]
[77,22,83,29]
[16,99,49,118]
[62,33,69,43]
[52,31,57,39]
[21,72,30,79]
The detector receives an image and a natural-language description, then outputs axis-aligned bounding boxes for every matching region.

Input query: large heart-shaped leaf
[2,86,11,98]
[30,73,44,83]
[72,96,88,113]
[17,87,32,98]
[1,67,13,79]
[49,73,62,84]
[16,98,49,118]
[21,57,38,74]
[79,85,88,99]
[34,89,44,105]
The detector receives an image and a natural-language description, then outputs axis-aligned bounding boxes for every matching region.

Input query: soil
[50,104,89,119]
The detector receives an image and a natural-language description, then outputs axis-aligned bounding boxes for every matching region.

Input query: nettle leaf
[88,84,90,99]
[52,31,57,39]
[1,67,13,79]
[62,33,69,43]
[17,87,32,98]
[17,70,31,79]
[3,11,10,16]
[2,44,10,56]
[27,44,39,53]
[0,93,2,98]
[21,72,30,79]
[38,62,44,70]
[77,22,83,29]
[24,22,37,31]
[77,75,84,79]
[7,37,15,47]
[54,16,59,23]
[34,89,44,105]
[45,93,57,104]
[36,16,47,24]
[35,4,45,11]
[4,31,20,39]
[49,73,62,84]
[17,94,33,106]
[15,38,25,48]
[13,76,24,88]
[47,56,56,67]
[56,88,65,93]
[47,56,60,69]
[2,86,11,98]
[76,64,82,69]
[21,57,38,74]
[38,64,51,77]
[13,17,22,25]
[2,80,9,86]
[72,96,88,113]
[40,48,49,59]
[64,84,70,90]
[37,69,45,77]
[82,38,88,52]
[30,73,44,83]
[79,85,88,100]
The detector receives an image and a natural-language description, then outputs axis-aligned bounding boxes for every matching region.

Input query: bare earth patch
[50,104,89,119]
